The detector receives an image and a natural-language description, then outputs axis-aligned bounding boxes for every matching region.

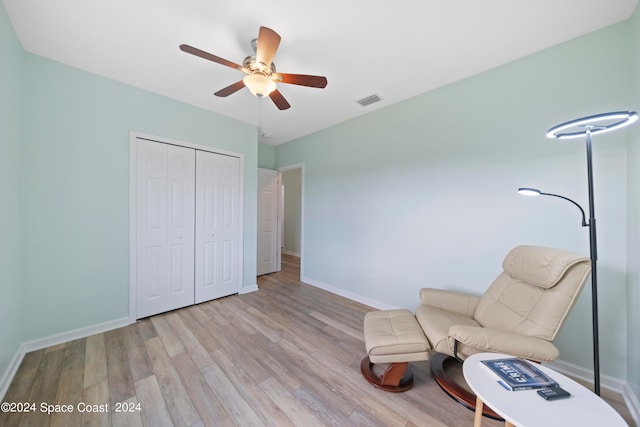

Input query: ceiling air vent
[357,94,382,107]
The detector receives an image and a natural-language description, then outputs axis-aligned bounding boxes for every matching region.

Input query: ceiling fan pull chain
[258,97,264,138]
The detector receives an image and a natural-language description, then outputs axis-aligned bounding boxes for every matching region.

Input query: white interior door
[257,168,279,275]
[136,140,195,318]
[195,151,241,303]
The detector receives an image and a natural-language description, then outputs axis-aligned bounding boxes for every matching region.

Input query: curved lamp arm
[517,187,588,227]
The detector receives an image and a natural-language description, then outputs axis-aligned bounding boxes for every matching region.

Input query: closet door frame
[129,131,245,322]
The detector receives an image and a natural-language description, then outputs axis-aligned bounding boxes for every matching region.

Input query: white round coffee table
[463,353,627,427]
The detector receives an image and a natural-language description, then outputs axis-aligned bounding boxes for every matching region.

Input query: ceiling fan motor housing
[243,55,276,74]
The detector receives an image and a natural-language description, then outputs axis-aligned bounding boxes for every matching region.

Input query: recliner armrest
[447,325,560,362]
[419,288,480,318]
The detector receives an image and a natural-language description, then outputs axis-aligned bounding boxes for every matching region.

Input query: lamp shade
[517,187,541,196]
[546,111,638,140]
[243,73,277,98]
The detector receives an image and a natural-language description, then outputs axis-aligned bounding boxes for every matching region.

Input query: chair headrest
[502,245,590,289]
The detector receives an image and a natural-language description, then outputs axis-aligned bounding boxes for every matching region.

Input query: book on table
[481,358,558,391]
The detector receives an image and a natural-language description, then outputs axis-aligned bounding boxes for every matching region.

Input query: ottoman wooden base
[361,309,430,392]
[360,356,414,392]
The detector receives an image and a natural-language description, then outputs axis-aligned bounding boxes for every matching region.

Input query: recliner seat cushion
[415,304,480,354]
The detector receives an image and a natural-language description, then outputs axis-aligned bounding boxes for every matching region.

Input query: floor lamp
[519,110,638,396]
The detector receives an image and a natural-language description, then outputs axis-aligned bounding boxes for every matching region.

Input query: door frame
[278,163,305,279]
[129,131,245,322]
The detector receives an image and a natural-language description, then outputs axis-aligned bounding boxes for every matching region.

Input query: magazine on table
[481,358,558,391]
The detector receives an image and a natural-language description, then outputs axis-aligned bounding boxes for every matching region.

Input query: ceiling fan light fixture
[243,73,276,98]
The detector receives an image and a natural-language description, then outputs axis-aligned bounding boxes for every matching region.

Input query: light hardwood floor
[1,254,634,426]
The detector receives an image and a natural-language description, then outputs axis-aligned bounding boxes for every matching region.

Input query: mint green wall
[0,3,24,383]
[258,143,276,169]
[627,5,640,399]
[20,54,257,340]
[276,22,633,379]
[282,168,302,255]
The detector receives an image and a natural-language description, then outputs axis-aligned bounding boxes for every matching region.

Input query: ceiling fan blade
[180,44,244,71]
[274,73,328,88]
[214,80,246,97]
[269,89,291,110]
[256,26,281,68]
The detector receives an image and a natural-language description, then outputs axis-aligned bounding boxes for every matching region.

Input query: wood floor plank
[84,334,107,389]
[293,384,352,426]
[50,365,83,427]
[201,361,265,426]
[211,348,297,427]
[204,321,272,385]
[19,347,66,427]
[111,396,144,427]
[60,338,86,371]
[150,315,184,358]
[134,376,173,427]
[171,351,234,427]
[123,322,154,383]
[82,379,111,427]
[310,310,364,341]
[144,337,200,426]
[258,376,326,427]
[165,312,213,369]
[236,331,304,392]
[105,329,136,405]
[135,317,158,342]
[345,406,399,427]
[174,306,223,355]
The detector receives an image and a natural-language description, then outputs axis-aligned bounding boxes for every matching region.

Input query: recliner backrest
[473,245,591,341]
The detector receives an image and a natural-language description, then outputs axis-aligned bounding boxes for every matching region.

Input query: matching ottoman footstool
[360,309,431,392]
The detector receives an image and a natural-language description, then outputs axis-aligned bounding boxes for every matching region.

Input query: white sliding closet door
[195,151,241,303]
[136,140,196,318]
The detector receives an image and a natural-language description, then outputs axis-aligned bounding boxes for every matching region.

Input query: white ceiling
[4,0,638,145]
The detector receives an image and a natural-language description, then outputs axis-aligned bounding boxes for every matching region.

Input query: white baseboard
[544,358,626,394]
[0,347,26,401]
[239,284,259,294]
[0,316,131,400]
[301,276,398,310]
[282,249,301,257]
[623,382,640,427]
[21,317,132,354]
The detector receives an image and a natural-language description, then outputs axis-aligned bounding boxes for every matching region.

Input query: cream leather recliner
[416,245,592,363]
[415,245,592,415]
[360,245,591,401]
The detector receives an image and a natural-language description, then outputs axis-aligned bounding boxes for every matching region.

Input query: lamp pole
[584,128,600,396]
[522,110,638,396]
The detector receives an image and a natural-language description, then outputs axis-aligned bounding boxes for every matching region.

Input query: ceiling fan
[180,26,328,110]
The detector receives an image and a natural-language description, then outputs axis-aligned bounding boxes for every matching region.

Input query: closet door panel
[136,140,195,318]
[166,146,196,299]
[195,151,240,303]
